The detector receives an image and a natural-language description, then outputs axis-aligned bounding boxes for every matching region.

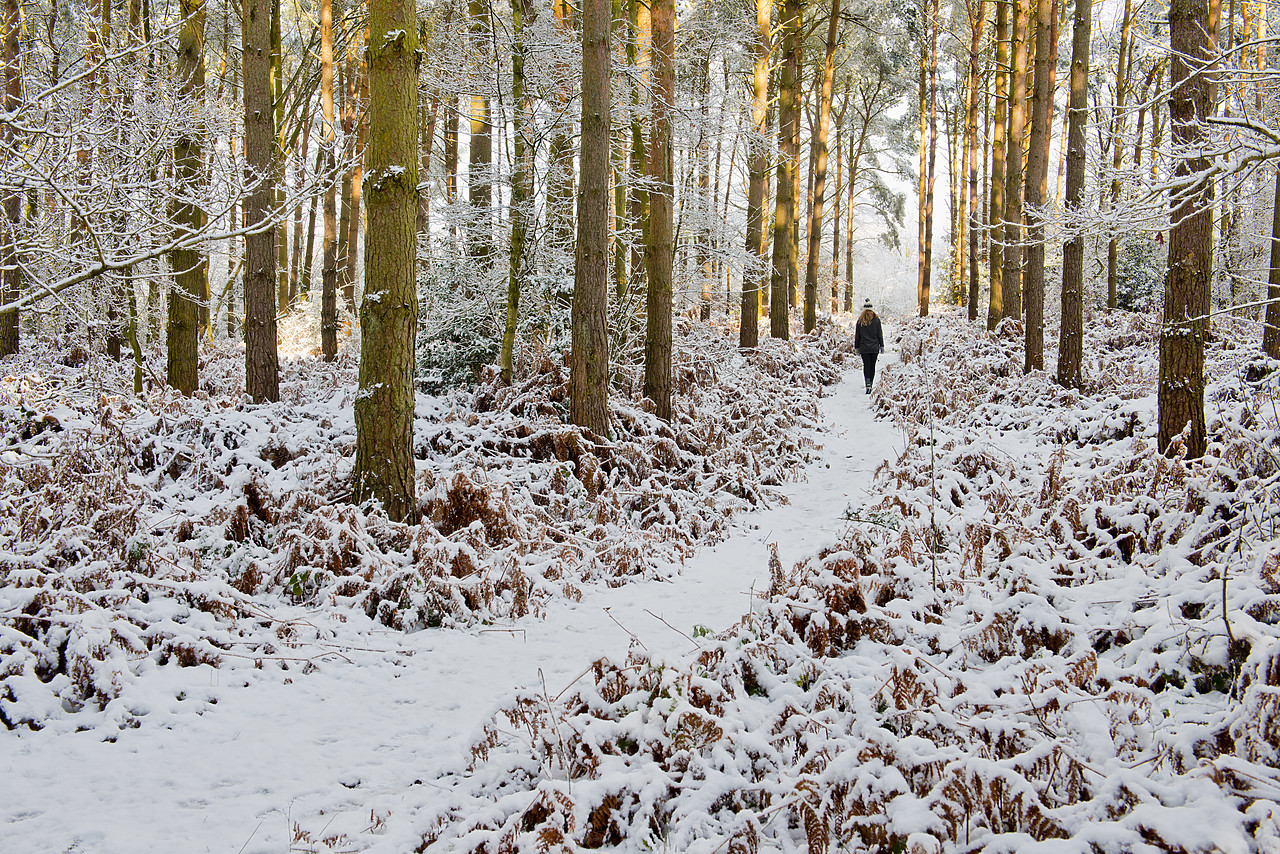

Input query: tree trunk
[243,0,279,401]
[549,0,577,270]
[626,0,650,298]
[770,0,802,340]
[467,0,492,266]
[571,0,612,435]
[502,0,532,384]
[1265,167,1280,357]
[644,0,673,420]
[1107,0,1133,311]
[1001,0,1029,321]
[1057,0,1088,388]
[965,0,987,322]
[0,0,20,357]
[354,0,419,522]
[988,0,1009,329]
[1023,0,1053,372]
[167,0,206,396]
[804,0,840,333]
[741,0,770,348]
[919,0,939,317]
[320,0,338,360]
[1159,0,1216,459]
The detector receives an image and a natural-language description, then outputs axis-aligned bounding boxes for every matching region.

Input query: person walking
[854,299,883,394]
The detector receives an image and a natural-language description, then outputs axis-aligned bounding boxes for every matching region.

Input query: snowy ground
[0,336,897,854]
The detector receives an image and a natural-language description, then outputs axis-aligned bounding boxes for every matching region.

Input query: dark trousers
[861,352,878,387]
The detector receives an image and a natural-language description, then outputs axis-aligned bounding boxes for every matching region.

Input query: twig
[643,608,699,649]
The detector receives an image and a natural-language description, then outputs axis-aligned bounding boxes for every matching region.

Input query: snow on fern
[407,311,1280,854]
[0,318,851,730]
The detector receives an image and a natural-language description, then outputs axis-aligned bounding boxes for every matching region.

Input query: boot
[865,383,872,395]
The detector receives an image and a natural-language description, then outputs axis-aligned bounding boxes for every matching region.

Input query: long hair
[858,308,876,327]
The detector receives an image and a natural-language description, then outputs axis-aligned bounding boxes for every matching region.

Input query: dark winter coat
[854,316,884,355]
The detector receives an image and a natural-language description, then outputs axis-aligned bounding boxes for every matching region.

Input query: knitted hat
[863,299,873,310]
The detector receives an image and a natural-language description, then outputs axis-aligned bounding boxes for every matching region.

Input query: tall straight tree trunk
[988,0,1009,329]
[355,0,419,522]
[627,0,650,297]
[1265,168,1280,357]
[168,0,206,395]
[289,119,310,305]
[1023,0,1053,371]
[348,48,367,311]
[301,141,322,299]
[571,0,611,435]
[549,0,577,269]
[444,92,459,244]
[1159,0,1217,458]
[467,0,492,265]
[965,0,987,322]
[612,0,629,300]
[1107,0,1133,310]
[919,0,939,317]
[804,0,840,332]
[320,0,338,360]
[831,84,847,314]
[1057,0,1089,388]
[644,0,673,420]
[741,0,770,348]
[696,50,713,320]
[1001,0,1029,321]
[502,0,532,384]
[0,0,20,357]
[242,0,279,401]
[271,0,287,316]
[770,0,802,340]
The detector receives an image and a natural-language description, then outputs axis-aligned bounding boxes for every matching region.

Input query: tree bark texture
[320,0,338,360]
[354,0,420,522]
[1023,0,1053,372]
[1001,0,1029,321]
[242,0,280,402]
[770,0,801,340]
[167,0,206,396]
[1265,168,1280,357]
[804,0,840,333]
[643,0,673,421]
[741,0,770,348]
[467,0,492,265]
[1058,0,1089,389]
[0,0,20,357]
[988,0,1009,329]
[1159,0,1216,458]
[965,0,987,322]
[502,0,532,384]
[571,0,612,436]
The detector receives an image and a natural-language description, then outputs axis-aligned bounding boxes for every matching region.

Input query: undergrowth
[0,317,853,730]
[404,310,1280,854]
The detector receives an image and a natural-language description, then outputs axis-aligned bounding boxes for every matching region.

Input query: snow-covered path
[2,346,900,854]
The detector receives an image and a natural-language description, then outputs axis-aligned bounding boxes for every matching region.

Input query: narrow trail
[2,336,900,854]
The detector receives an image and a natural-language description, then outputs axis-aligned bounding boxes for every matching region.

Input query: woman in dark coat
[853,299,883,394]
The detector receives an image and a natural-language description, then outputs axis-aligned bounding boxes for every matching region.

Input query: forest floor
[4,308,1280,854]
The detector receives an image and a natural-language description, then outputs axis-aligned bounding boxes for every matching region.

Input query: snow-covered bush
[0,318,852,730]
[410,310,1280,854]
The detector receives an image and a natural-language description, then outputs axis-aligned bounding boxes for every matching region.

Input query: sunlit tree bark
[354,0,419,521]
[644,0,673,420]
[242,0,279,401]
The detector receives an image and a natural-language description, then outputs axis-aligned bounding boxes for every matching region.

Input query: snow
[3,308,1279,853]
[0,317,884,852]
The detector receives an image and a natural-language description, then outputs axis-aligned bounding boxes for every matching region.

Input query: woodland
[3,0,1280,850]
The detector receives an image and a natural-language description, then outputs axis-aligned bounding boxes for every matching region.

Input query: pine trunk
[0,0,20,357]
[1159,0,1216,458]
[1023,0,1053,372]
[769,0,801,340]
[988,0,1009,329]
[741,0,770,348]
[571,0,612,435]
[804,0,840,333]
[354,0,419,521]
[644,0,673,420]
[1001,0,1029,321]
[243,0,280,401]
[320,0,338,360]
[1057,0,1089,388]
[167,0,206,396]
